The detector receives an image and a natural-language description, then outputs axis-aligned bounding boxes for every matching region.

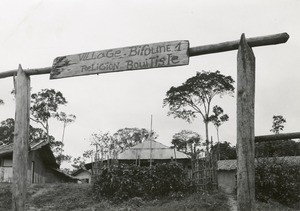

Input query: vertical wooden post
[12,65,30,211]
[237,34,256,211]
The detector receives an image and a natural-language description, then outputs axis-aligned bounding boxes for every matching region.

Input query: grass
[0,183,298,211]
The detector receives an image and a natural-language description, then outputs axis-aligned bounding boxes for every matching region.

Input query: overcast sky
[1,0,299,166]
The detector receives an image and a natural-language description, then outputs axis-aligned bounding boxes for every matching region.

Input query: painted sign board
[50,40,189,79]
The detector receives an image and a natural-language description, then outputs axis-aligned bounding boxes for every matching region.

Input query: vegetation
[255,157,300,208]
[211,141,237,160]
[270,115,286,134]
[255,139,300,157]
[163,70,234,151]
[0,183,233,211]
[209,105,229,145]
[93,162,192,202]
[0,89,74,164]
[1,182,297,211]
[71,128,156,171]
[171,130,203,159]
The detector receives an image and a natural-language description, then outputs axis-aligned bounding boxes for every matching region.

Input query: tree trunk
[204,120,209,154]
[216,127,220,160]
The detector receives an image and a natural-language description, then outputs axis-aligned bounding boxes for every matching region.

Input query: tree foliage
[72,156,87,170]
[92,163,191,201]
[89,128,156,160]
[163,70,234,147]
[0,117,70,163]
[256,158,300,207]
[0,99,4,105]
[30,89,74,164]
[0,118,14,145]
[255,139,300,157]
[114,128,156,152]
[30,89,68,141]
[171,130,203,159]
[209,106,229,129]
[0,89,74,164]
[270,115,286,134]
[211,141,237,160]
[56,111,76,143]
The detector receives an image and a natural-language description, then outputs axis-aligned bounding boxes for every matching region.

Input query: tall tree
[209,105,229,159]
[270,115,286,134]
[30,89,75,164]
[30,89,67,142]
[163,70,234,151]
[55,111,76,143]
[172,130,203,159]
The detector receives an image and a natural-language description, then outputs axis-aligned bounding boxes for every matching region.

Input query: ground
[0,183,297,211]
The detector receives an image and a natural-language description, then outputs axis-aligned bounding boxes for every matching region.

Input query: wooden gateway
[0,33,294,211]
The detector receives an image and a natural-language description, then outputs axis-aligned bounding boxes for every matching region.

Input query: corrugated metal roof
[131,140,169,149]
[0,143,13,156]
[118,140,189,160]
[218,156,300,171]
[0,139,48,156]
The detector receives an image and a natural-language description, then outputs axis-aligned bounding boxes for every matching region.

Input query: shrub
[255,157,300,207]
[92,162,192,201]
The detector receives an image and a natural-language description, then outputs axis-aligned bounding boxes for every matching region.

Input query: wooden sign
[50,40,189,79]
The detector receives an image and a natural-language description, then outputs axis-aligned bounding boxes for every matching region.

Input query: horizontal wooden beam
[255,132,300,143]
[0,32,289,79]
[0,67,52,79]
[189,32,289,57]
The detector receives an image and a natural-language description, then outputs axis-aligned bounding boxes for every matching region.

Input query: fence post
[12,65,30,211]
[237,34,255,211]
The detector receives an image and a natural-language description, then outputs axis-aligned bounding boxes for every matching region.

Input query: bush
[255,157,300,207]
[92,162,192,201]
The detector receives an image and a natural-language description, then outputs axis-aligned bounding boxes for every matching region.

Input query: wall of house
[0,150,71,184]
[217,170,236,194]
[28,150,48,183]
[0,166,12,182]
[0,157,13,182]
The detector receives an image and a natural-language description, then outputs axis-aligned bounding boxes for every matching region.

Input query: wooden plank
[255,132,300,142]
[189,32,289,56]
[236,34,256,211]
[50,40,189,79]
[12,65,30,211]
[0,33,289,80]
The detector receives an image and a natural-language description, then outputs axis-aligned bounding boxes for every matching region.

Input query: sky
[0,0,299,167]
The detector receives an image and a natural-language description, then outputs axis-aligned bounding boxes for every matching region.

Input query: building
[71,168,92,183]
[217,156,300,194]
[84,139,191,174]
[0,140,77,183]
[117,139,190,166]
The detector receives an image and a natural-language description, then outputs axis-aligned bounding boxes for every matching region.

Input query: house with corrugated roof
[117,139,190,166]
[0,140,77,183]
[84,139,191,173]
[217,156,300,194]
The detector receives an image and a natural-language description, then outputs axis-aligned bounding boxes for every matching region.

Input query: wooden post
[237,34,255,211]
[12,65,30,211]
